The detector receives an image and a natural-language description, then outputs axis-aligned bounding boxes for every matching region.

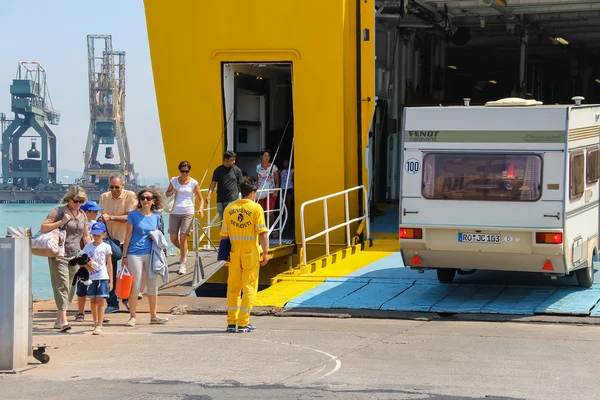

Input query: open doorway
[222,62,295,240]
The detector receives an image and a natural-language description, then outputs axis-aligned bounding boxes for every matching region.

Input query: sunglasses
[139,196,154,201]
[180,170,190,173]
[109,186,121,189]
[72,199,85,204]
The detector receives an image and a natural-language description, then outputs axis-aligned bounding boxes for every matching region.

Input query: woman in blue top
[122,187,168,327]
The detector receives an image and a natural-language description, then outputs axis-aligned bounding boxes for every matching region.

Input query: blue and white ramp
[283,253,600,317]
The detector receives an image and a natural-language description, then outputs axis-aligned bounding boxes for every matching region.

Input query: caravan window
[570,152,585,200]
[422,153,542,202]
[587,148,600,184]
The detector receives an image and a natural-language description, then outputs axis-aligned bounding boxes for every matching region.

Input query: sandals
[59,322,71,332]
[75,313,85,322]
[92,327,103,335]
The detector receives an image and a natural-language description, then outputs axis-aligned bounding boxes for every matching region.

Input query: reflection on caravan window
[422,153,542,202]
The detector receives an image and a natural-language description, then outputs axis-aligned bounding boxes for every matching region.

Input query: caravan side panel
[564,106,600,272]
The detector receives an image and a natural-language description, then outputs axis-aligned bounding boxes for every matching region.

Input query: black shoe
[237,324,256,333]
[123,299,130,311]
[226,324,237,332]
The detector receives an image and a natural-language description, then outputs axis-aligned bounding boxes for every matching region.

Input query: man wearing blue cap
[75,200,104,322]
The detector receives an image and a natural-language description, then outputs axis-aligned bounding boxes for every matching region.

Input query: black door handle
[403,209,419,216]
[543,213,560,220]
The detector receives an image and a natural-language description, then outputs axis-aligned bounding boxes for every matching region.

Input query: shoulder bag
[103,228,122,261]
[31,207,66,258]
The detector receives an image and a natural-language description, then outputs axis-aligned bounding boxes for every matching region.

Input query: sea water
[0,203,172,300]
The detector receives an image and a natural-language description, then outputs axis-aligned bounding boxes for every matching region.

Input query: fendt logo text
[407,131,440,142]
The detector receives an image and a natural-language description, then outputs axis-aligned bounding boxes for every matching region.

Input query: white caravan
[399,98,600,287]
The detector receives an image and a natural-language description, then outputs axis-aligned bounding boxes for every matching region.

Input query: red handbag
[116,266,133,300]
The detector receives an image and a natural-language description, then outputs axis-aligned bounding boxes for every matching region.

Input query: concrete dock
[3,306,600,400]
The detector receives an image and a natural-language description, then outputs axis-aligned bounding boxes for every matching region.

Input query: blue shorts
[76,281,88,297]
[86,280,110,298]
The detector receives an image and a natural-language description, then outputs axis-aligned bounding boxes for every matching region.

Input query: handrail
[255,187,284,247]
[187,187,286,252]
[299,185,370,266]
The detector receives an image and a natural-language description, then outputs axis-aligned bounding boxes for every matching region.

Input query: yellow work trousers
[226,247,260,326]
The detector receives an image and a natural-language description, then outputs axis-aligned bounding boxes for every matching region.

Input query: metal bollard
[0,237,33,373]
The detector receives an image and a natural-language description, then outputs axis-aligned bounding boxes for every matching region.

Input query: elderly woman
[122,187,168,327]
[40,185,91,332]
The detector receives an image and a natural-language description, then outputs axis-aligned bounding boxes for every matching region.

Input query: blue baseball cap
[81,201,103,212]
[90,222,107,235]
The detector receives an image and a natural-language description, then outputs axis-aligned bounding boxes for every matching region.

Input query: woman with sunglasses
[40,185,92,332]
[122,188,168,327]
[164,160,205,275]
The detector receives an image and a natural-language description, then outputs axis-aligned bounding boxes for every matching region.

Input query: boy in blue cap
[81,201,103,232]
[75,201,104,322]
[82,222,113,335]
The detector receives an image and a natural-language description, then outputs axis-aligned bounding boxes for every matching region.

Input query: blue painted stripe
[481,286,557,315]
[380,282,458,312]
[331,281,414,310]
[285,281,369,308]
[345,253,406,278]
[534,287,600,315]
[430,285,505,313]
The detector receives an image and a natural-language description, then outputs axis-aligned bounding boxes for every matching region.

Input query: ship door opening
[222,62,295,238]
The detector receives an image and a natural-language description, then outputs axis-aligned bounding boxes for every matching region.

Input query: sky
[0,0,167,185]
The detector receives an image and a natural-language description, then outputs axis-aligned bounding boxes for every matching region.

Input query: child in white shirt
[83,221,113,335]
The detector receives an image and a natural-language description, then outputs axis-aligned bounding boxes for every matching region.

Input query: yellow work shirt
[220,199,268,252]
[99,190,138,242]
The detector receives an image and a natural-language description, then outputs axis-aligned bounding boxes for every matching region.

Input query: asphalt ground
[2,310,600,400]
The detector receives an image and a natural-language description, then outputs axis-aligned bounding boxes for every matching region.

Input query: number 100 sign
[405,159,420,174]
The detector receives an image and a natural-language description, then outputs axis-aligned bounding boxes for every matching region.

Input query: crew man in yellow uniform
[221,179,269,333]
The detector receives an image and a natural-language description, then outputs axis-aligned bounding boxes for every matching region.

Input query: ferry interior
[145,1,600,317]
[184,62,296,296]
[222,62,295,244]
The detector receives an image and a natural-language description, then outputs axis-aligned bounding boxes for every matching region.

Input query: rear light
[400,228,423,239]
[535,232,563,244]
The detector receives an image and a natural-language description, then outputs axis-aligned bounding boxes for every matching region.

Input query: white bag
[31,229,66,257]
[163,194,175,213]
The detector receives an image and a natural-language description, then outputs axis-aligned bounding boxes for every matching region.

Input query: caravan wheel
[576,253,596,288]
[437,268,456,284]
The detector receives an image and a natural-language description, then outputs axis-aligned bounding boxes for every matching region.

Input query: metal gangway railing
[185,187,287,252]
[166,187,288,285]
[299,185,370,266]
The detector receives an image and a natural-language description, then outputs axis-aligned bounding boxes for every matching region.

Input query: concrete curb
[171,303,600,325]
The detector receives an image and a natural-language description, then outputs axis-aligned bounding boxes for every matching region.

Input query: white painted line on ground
[99,329,343,379]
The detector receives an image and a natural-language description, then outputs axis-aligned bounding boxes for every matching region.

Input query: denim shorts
[76,281,88,297]
[86,279,110,298]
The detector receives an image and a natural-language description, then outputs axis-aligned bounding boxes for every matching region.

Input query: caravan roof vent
[572,96,584,106]
[485,98,538,107]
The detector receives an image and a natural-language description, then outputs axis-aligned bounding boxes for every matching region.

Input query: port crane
[81,34,135,189]
[1,62,60,188]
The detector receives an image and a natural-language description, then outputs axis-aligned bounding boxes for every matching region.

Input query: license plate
[458,233,500,244]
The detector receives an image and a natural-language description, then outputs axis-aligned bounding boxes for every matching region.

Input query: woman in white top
[165,160,205,275]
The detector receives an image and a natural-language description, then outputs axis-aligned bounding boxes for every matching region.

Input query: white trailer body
[399,101,600,287]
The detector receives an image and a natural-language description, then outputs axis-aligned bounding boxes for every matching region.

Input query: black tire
[576,261,595,288]
[437,268,456,284]
[33,349,49,364]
